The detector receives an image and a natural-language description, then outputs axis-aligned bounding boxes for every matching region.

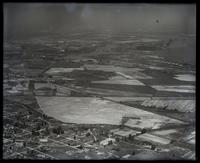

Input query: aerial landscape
[3,3,196,160]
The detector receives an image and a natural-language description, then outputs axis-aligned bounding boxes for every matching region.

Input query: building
[100,138,116,147]
[110,128,140,141]
[135,133,171,145]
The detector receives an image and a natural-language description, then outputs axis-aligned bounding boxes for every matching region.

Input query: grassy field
[36,96,185,126]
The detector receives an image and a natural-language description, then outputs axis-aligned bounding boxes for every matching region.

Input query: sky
[4,3,196,39]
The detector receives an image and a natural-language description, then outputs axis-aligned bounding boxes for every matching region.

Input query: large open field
[36,96,184,127]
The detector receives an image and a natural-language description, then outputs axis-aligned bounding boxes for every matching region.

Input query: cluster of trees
[52,126,64,135]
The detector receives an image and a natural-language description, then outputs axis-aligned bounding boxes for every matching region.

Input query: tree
[151,144,156,150]
[53,126,64,135]
[141,128,147,134]
[44,127,50,135]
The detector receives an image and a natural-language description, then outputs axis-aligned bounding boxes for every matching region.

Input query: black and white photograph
[3,3,196,160]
